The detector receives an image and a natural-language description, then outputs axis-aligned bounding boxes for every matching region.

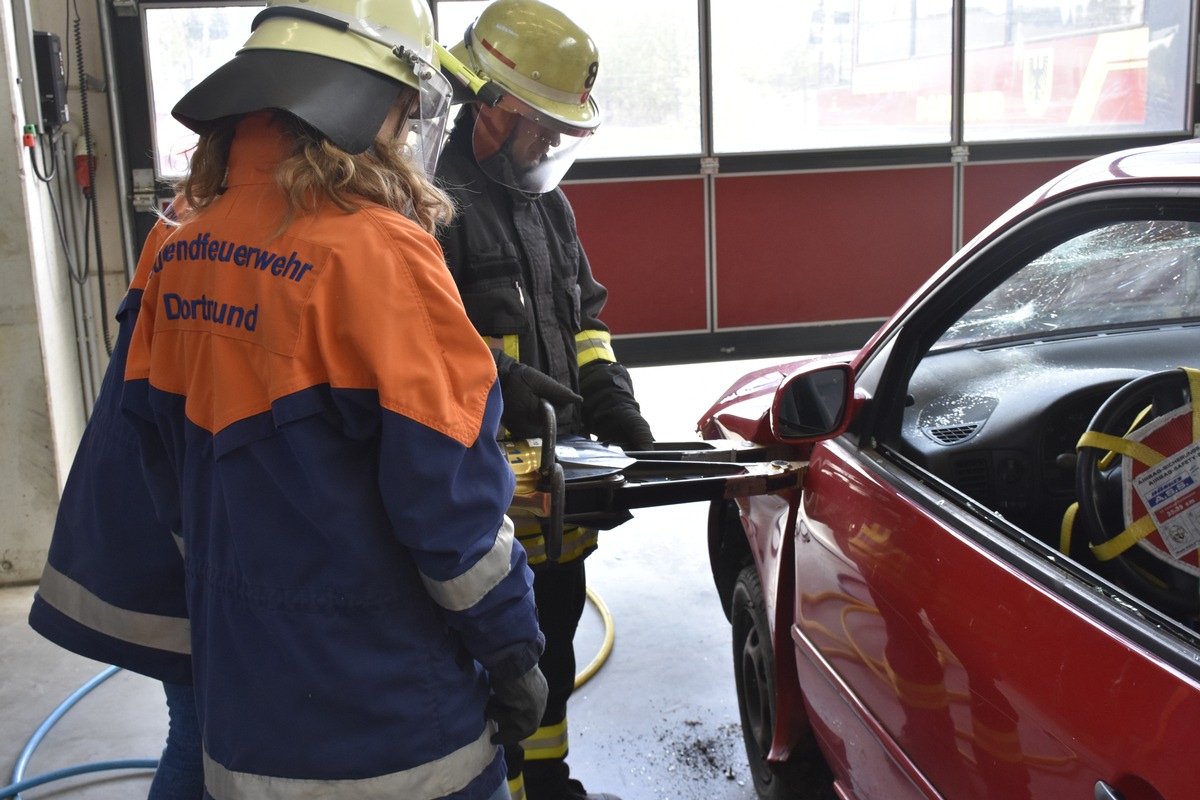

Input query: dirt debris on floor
[571,707,755,799]
[660,719,744,782]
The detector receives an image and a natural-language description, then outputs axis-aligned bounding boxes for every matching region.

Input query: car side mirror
[771,363,854,443]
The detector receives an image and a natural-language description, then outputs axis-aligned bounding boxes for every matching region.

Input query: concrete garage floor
[0,356,799,800]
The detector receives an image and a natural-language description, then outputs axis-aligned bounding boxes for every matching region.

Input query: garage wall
[565,178,708,336]
[712,167,955,329]
[962,160,1085,241]
[0,0,127,586]
[567,161,1081,345]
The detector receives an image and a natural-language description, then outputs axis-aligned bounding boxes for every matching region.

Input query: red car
[697,139,1200,800]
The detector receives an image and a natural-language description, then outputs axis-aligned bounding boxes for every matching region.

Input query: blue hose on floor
[1,759,159,799]
[4,595,615,798]
[2,665,158,799]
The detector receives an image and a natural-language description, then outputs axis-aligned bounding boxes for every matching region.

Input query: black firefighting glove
[494,350,582,438]
[487,664,549,746]
[579,360,655,451]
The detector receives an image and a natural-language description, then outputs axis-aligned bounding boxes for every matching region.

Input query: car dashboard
[898,323,1200,545]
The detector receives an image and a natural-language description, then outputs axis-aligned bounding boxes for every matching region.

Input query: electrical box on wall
[33,31,69,132]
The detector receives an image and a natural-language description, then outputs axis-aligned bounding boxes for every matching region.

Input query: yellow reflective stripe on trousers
[507,773,526,800]
[575,329,615,366]
[203,726,497,799]
[37,563,191,654]
[522,717,569,761]
[421,517,515,612]
[514,525,598,565]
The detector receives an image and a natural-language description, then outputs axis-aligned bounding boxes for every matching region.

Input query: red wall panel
[560,161,1087,340]
[563,179,707,336]
[962,160,1083,242]
[713,168,954,329]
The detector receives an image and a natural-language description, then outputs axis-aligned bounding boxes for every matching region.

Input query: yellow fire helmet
[448,0,600,194]
[173,0,451,172]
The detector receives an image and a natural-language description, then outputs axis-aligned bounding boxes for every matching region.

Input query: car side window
[881,208,1200,627]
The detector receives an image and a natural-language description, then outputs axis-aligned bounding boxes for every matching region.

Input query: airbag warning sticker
[1132,438,1200,560]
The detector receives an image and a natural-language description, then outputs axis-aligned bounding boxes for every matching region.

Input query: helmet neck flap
[173,0,451,173]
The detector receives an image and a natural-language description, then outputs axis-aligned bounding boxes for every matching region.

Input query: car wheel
[709,500,751,621]
[731,566,834,800]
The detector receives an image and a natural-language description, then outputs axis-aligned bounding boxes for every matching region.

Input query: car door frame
[791,184,1200,799]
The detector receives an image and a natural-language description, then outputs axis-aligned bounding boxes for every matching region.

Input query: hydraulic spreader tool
[504,402,805,561]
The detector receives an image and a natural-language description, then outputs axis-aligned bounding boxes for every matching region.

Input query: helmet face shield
[471,95,594,194]
[400,63,452,176]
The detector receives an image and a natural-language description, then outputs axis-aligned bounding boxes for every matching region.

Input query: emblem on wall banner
[1022,48,1054,119]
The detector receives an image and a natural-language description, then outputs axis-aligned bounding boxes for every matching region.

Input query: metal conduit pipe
[58,135,101,408]
[94,0,138,285]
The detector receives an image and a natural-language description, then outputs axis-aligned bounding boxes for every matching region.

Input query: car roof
[1039,137,1200,200]
[956,138,1200,271]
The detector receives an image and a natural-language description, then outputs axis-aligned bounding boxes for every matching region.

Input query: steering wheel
[1076,368,1200,617]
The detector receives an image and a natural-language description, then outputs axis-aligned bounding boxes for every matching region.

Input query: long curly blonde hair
[175,92,453,236]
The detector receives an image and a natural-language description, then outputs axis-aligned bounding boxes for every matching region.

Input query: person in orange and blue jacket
[436,3,653,799]
[30,1,546,798]
[29,255,203,798]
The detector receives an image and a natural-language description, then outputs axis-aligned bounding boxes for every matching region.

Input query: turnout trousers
[505,558,588,800]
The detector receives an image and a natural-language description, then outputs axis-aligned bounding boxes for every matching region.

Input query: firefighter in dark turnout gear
[436,3,652,799]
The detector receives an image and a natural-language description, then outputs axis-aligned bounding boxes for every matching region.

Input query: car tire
[731,566,835,800]
[709,499,751,621]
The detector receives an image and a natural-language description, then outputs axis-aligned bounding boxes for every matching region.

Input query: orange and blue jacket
[29,284,191,684]
[66,113,540,799]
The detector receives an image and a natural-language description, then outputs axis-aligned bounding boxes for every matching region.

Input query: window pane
[434,1,486,50]
[964,0,1191,141]
[143,3,263,179]
[711,0,952,153]
[435,0,702,158]
[936,220,1200,350]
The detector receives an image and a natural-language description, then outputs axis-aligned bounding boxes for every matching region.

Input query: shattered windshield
[935,219,1200,350]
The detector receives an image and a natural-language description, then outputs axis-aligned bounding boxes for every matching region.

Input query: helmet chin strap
[434,41,506,107]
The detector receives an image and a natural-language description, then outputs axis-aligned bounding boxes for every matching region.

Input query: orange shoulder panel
[297,205,496,446]
[126,179,495,447]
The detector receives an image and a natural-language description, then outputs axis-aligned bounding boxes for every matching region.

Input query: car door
[788,192,1200,800]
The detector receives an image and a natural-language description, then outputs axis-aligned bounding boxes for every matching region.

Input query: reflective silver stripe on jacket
[420,516,515,612]
[37,563,191,654]
[203,724,498,799]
